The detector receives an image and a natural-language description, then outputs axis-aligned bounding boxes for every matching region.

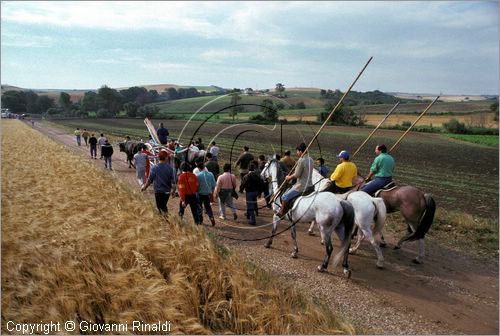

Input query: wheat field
[1,120,353,334]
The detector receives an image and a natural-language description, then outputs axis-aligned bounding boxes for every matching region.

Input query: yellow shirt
[330,161,358,188]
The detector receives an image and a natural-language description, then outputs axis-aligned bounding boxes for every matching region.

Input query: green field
[445,134,499,147]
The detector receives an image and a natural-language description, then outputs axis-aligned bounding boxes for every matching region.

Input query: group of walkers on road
[72,121,395,228]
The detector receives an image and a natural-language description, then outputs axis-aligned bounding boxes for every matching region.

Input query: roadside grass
[384,209,499,257]
[2,120,353,334]
[444,134,499,147]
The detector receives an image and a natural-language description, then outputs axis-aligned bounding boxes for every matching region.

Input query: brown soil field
[5,118,498,335]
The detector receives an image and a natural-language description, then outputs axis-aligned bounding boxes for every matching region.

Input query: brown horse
[313,170,435,264]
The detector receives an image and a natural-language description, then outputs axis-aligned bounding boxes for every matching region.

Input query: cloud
[1,31,55,48]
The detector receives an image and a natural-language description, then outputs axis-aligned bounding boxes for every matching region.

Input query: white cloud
[1,31,55,48]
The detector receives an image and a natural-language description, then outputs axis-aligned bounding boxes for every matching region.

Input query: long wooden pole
[272,56,373,201]
[351,101,400,159]
[389,96,440,153]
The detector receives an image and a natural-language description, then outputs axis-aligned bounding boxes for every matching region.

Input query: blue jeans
[245,191,258,224]
[361,177,392,196]
[199,194,214,220]
[281,189,302,202]
[104,156,112,169]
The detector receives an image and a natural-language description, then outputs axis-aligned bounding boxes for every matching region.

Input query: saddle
[374,181,397,197]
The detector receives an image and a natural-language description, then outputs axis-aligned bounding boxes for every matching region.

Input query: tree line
[1,85,223,118]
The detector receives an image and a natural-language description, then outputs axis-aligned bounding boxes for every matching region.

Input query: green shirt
[370,153,395,178]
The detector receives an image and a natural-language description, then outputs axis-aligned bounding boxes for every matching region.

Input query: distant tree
[443,118,467,134]
[97,85,123,116]
[24,91,40,114]
[490,101,499,121]
[123,102,140,117]
[261,98,278,121]
[296,101,306,109]
[58,92,72,113]
[177,88,187,99]
[119,86,147,104]
[165,87,178,100]
[276,102,285,110]
[319,102,361,126]
[229,92,243,122]
[1,90,26,113]
[185,87,199,98]
[36,95,55,114]
[148,89,159,102]
[81,91,99,112]
[275,83,285,98]
[137,105,159,119]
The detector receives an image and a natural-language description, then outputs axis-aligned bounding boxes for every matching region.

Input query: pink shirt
[215,172,236,193]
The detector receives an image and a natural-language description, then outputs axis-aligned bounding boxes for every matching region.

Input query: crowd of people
[73,122,395,227]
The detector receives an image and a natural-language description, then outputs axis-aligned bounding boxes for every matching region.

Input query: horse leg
[412,239,425,264]
[308,221,315,235]
[365,230,384,268]
[379,232,387,248]
[317,236,333,272]
[349,227,364,254]
[265,214,279,248]
[290,223,299,258]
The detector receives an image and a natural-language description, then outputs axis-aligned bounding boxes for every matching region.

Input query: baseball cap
[337,150,349,160]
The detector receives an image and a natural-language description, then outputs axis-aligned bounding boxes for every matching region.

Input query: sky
[1,1,498,95]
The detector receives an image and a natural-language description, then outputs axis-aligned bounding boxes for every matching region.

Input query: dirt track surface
[30,120,498,335]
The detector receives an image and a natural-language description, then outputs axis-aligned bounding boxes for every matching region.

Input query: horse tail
[332,200,355,267]
[414,194,436,240]
[372,197,387,236]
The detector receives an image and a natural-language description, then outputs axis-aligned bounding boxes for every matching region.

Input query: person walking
[88,133,98,159]
[240,163,262,225]
[101,140,114,170]
[134,144,156,187]
[235,146,254,192]
[141,151,177,214]
[81,128,90,147]
[205,152,220,179]
[97,133,107,159]
[156,122,169,145]
[177,162,201,225]
[361,144,395,196]
[74,128,81,146]
[208,141,220,161]
[277,143,314,218]
[328,150,358,193]
[214,163,238,221]
[195,160,217,226]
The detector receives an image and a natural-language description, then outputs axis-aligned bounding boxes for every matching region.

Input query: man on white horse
[328,150,358,194]
[276,142,314,218]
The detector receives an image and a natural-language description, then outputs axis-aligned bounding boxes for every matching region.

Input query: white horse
[310,170,387,268]
[261,159,355,275]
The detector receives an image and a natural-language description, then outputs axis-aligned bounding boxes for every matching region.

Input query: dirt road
[30,120,498,334]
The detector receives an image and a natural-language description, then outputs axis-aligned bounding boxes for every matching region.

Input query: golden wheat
[1,120,353,334]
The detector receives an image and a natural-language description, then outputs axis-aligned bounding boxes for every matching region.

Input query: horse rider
[276,142,314,218]
[328,150,358,194]
[361,144,395,196]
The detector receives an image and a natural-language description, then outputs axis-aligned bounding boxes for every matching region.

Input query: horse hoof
[393,245,401,250]
[379,242,387,248]
[308,230,315,236]
[320,240,324,245]
[348,248,356,254]
[264,242,272,249]
[317,265,326,272]
[291,252,298,259]
[376,262,384,269]
[412,258,423,264]
[343,269,352,279]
